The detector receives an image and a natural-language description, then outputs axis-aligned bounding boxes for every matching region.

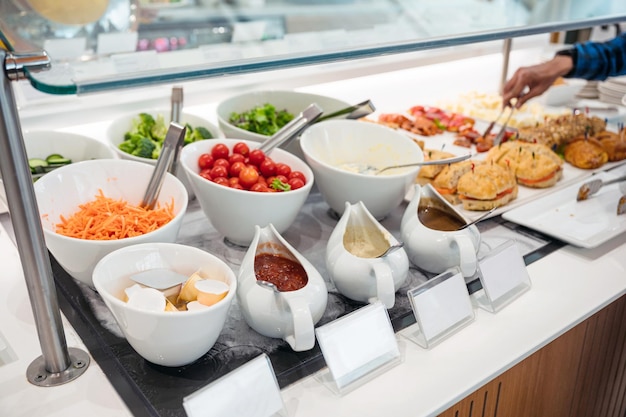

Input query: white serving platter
[502,164,626,248]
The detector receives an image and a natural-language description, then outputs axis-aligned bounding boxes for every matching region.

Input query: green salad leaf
[229,103,294,136]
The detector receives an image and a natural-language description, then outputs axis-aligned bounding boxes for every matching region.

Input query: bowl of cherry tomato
[179,139,314,246]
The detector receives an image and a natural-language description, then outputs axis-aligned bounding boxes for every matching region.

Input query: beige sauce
[343,226,389,258]
[418,198,467,231]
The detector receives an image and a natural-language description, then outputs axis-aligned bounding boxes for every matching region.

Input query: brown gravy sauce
[254,253,308,292]
[418,198,467,231]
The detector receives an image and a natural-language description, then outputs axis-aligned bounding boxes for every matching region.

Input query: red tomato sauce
[254,253,308,292]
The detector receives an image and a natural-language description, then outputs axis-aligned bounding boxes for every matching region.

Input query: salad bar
[50,184,560,416]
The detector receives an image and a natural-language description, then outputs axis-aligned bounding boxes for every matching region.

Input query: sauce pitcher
[326,201,409,309]
[237,224,328,351]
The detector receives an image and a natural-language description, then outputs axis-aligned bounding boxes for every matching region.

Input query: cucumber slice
[46,154,71,165]
[29,158,48,174]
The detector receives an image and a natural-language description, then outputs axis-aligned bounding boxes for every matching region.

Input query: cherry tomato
[229,161,246,177]
[289,170,306,183]
[288,177,305,190]
[233,142,250,156]
[275,163,291,177]
[239,166,259,188]
[228,177,240,187]
[198,153,214,170]
[248,149,266,167]
[230,183,244,190]
[199,168,212,181]
[229,153,245,164]
[275,175,289,185]
[210,165,228,178]
[212,176,229,187]
[213,158,230,170]
[211,143,230,160]
[259,158,276,177]
[250,183,269,192]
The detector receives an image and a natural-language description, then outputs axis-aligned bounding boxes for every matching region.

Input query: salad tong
[576,173,626,201]
[257,103,323,154]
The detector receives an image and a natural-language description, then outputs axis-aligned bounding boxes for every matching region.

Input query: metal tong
[492,106,516,146]
[168,86,184,176]
[257,103,323,154]
[576,173,626,201]
[315,99,375,123]
[141,122,187,209]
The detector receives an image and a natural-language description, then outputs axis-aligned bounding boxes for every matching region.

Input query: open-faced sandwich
[431,159,474,205]
[456,162,518,211]
[485,140,563,188]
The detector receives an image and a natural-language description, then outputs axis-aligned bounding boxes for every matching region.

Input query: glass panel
[1,0,625,95]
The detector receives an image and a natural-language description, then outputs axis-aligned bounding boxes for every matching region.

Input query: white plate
[502,165,626,248]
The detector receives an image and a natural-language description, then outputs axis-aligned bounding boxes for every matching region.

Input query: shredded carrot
[55,189,175,240]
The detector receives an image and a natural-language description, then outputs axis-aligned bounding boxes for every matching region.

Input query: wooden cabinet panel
[438,295,626,417]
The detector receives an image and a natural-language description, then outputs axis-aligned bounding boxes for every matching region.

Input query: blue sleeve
[568,33,626,80]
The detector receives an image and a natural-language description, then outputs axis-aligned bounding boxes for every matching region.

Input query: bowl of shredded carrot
[34,159,188,288]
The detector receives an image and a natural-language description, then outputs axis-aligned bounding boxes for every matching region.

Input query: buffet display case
[1,1,626,417]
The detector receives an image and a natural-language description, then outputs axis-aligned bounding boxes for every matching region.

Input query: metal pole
[499,38,512,95]
[0,49,89,386]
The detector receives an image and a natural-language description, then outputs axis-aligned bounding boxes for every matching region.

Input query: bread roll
[457,162,518,211]
[564,137,609,169]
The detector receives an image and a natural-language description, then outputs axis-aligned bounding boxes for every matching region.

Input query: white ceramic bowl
[34,159,188,288]
[25,130,117,164]
[92,242,237,367]
[106,109,223,196]
[216,90,350,158]
[542,78,586,106]
[0,130,117,213]
[299,120,424,219]
[179,139,314,246]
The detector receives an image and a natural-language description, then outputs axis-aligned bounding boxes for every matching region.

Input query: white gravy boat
[326,201,409,309]
[237,224,328,352]
[401,184,481,277]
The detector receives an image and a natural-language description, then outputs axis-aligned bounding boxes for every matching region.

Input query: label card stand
[471,241,532,313]
[183,353,288,417]
[400,267,475,349]
[314,301,403,396]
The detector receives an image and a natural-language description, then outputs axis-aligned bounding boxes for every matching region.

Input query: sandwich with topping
[456,162,518,211]
[485,140,563,188]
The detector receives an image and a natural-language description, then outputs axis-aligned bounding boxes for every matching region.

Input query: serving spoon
[376,242,404,258]
[349,153,472,175]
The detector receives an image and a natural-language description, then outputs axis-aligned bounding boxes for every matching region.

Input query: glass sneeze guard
[1,0,625,94]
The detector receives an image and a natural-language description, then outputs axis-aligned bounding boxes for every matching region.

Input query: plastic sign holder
[314,301,402,396]
[471,240,532,313]
[400,267,475,349]
[183,353,288,417]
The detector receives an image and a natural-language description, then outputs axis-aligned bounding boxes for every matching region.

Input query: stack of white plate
[598,77,626,105]
[576,80,599,99]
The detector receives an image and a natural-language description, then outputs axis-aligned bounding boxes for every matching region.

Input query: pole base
[26,347,90,387]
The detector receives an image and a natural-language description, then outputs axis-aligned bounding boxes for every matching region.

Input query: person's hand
[502,55,574,108]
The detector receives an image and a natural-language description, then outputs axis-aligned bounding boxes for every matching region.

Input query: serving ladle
[256,279,281,293]
[457,207,497,231]
[376,242,404,258]
[350,153,472,175]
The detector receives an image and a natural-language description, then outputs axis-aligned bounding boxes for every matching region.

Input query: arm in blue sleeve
[568,33,626,80]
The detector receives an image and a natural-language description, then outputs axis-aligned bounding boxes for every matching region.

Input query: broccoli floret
[133,113,156,138]
[150,115,168,142]
[151,141,162,160]
[118,140,136,154]
[131,137,157,159]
